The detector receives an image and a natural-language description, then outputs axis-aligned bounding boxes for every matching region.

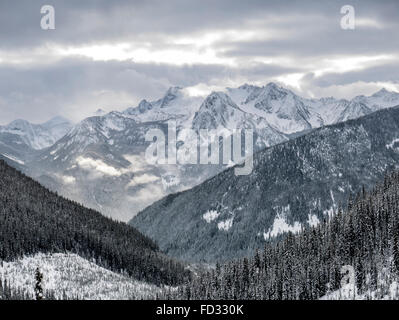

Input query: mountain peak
[237,83,259,91]
[204,91,236,106]
[7,119,31,128]
[166,86,183,95]
[372,88,390,97]
[94,109,106,116]
[265,82,280,90]
[263,82,290,97]
[44,116,71,126]
[160,86,183,107]
[138,99,153,113]
[192,91,239,130]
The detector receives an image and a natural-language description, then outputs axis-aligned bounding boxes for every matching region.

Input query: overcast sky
[0,0,398,124]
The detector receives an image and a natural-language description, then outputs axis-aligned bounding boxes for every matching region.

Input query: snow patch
[203,210,221,223]
[1,153,25,165]
[386,138,399,150]
[320,265,399,300]
[217,217,233,231]
[61,175,76,184]
[308,214,320,227]
[264,205,301,239]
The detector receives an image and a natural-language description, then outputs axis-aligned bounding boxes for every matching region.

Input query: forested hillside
[131,105,399,263]
[173,172,399,300]
[0,159,189,287]
[0,253,164,300]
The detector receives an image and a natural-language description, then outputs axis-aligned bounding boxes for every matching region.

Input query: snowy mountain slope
[30,112,192,221]
[27,88,289,221]
[0,253,162,300]
[192,91,288,148]
[227,83,323,133]
[130,105,399,262]
[227,83,399,131]
[0,133,31,166]
[3,84,399,222]
[124,86,203,125]
[0,116,73,174]
[0,116,72,150]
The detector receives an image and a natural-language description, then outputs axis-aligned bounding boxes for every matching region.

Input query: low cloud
[127,173,160,187]
[76,156,122,178]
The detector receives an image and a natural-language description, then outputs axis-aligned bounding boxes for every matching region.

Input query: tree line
[172,171,399,299]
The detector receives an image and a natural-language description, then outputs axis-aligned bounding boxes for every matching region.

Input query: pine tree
[35,268,44,301]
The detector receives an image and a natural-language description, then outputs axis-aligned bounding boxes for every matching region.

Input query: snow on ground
[320,265,399,300]
[386,138,399,150]
[203,210,221,223]
[264,205,302,240]
[217,217,234,231]
[0,253,162,300]
[323,207,335,219]
[307,214,320,227]
[1,153,25,165]
[321,281,399,300]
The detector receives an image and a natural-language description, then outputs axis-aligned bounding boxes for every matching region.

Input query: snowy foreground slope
[0,253,162,300]
[320,267,399,300]
[0,158,189,289]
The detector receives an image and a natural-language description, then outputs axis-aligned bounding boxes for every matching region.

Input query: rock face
[130,106,399,263]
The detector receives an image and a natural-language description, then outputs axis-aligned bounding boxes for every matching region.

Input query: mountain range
[1,83,399,221]
[2,83,399,299]
[0,116,72,151]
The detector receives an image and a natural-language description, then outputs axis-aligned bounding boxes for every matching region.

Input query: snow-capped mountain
[227,83,399,132]
[130,106,399,262]
[192,92,240,130]
[227,83,323,133]
[0,116,73,171]
[26,87,291,220]
[30,113,167,221]
[192,91,288,149]
[124,86,202,124]
[2,83,399,222]
[0,116,73,150]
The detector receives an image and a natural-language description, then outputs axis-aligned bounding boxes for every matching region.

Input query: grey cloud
[0,57,299,124]
[1,0,397,50]
[0,0,398,123]
[310,62,399,88]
